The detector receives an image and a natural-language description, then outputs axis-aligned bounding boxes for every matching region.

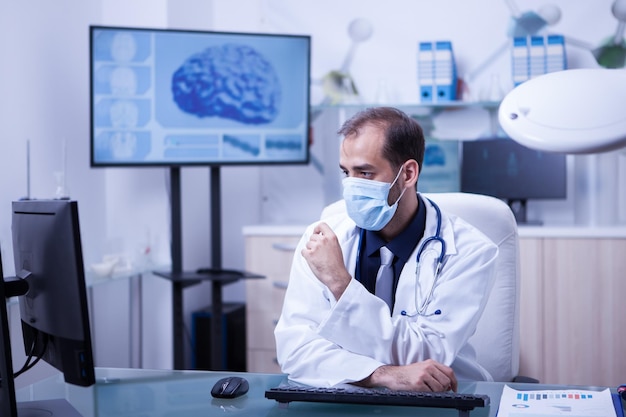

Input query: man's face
[339,124,403,205]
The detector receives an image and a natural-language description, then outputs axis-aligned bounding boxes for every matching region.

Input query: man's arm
[301,222,352,301]
[277,221,458,391]
[356,360,458,392]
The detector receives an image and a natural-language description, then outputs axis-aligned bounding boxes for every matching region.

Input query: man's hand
[302,222,352,300]
[358,360,458,392]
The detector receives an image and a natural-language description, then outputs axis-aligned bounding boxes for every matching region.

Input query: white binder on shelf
[546,34,567,73]
[511,34,567,87]
[529,35,546,79]
[418,42,435,102]
[512,37,530,86]
[434,41,457,101]
[418,40,457,103]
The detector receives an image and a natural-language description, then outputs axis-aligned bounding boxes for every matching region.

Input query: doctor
[274,107,498,392]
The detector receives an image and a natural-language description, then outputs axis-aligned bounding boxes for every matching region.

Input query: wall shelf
[312,100,500,112]
[311,100,503,139]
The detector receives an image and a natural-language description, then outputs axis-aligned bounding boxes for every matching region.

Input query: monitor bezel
[89,25,312,168]
[460,137,568,201]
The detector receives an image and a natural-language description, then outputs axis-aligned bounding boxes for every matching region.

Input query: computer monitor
[460,137,567,224]
[0,200,95,416]
[90,25,311,167]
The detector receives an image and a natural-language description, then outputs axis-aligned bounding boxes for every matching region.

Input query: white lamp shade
[498,68,626,153]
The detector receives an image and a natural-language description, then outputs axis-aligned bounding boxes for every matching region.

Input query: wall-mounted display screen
[90,26,311,166]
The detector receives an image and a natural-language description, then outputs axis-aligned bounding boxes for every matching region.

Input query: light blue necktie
[375,246,394,310]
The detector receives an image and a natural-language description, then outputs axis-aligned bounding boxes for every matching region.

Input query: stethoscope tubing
[356,198,446,317]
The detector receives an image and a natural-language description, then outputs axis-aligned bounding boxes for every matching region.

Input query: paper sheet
[497,385,617,417]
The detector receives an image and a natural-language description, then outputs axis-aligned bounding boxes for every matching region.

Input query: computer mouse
[211,376,249,399]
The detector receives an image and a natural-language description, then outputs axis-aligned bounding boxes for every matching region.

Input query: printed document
[497,385,617,417]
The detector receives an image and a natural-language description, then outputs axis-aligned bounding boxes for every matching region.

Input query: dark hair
[337,107,425,172]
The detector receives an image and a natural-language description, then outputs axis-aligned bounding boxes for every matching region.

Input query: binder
[417,41,457,103]
[546,34,567,73]
[434,41,457,101]
[512,37,530,86]
[529,36,546,78]
[418,42,435,102]
[511,34,567,87]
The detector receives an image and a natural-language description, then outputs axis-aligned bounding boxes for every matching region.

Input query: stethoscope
[356,198,446,317]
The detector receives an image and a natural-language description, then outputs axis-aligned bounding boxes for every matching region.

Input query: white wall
[2,0,625,385]
[0,0,104,388]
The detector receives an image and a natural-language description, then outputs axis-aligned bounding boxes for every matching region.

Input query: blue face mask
[342,167,406,231]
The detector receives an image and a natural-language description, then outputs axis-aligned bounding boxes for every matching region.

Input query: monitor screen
[460,137,567,201]
[90,25,311,167]
[11,200,95,387]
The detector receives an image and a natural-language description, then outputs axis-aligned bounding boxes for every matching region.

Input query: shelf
[311,101,503,137]
[312,100,500,115]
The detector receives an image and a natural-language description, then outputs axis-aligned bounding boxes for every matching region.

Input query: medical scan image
[171,43,281,124]
[91,27,309,164]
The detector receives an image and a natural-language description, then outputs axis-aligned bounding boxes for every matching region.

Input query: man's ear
[404,159,420,188]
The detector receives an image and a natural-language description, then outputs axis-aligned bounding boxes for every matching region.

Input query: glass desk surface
[16,367,620,417]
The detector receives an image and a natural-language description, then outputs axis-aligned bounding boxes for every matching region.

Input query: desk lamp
[499,0,626,153]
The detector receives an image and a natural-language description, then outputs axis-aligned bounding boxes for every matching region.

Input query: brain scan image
[171,43,281,124]
[110,131,137,159]
[110,100,139,128]
[111,33,137,62]
[110,67,138,96]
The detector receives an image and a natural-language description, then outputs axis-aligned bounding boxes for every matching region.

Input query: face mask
[342,166,406,231]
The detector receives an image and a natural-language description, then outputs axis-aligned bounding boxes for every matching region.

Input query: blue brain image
[172,44,281,124]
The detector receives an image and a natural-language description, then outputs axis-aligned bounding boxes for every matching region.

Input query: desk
[16,368,623,417]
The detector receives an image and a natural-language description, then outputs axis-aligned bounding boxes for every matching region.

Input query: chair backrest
[320,192,520,382]
[422,192,520,382]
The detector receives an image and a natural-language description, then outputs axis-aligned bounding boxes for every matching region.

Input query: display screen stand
[155,166,262,370]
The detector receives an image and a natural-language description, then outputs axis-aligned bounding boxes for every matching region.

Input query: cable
[0,331,45,384]
[13,330,48,379]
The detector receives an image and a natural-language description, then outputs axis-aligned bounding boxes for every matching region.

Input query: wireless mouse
[211,376,249,399]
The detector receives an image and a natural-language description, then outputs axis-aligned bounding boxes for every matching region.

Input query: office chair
[422,192,525,382]
[320,192,533,382]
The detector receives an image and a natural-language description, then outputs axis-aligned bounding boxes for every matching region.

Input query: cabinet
[518,235,626,387]
[244,229,302,373]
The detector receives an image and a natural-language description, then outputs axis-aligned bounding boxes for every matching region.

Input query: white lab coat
[274,196,498,387]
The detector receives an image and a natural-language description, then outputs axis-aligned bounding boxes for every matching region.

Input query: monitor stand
[17,399,82,417]
[507,199,543,226]
[2,278,81,417]
[162,166,264,370]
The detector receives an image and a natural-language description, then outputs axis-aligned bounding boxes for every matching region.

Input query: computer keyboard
[265,385,489,412]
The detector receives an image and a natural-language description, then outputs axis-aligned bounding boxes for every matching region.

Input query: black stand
[1,276,83,416]
[506,199,543,226]
[154,166,262,370]
[0,277,19,416]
